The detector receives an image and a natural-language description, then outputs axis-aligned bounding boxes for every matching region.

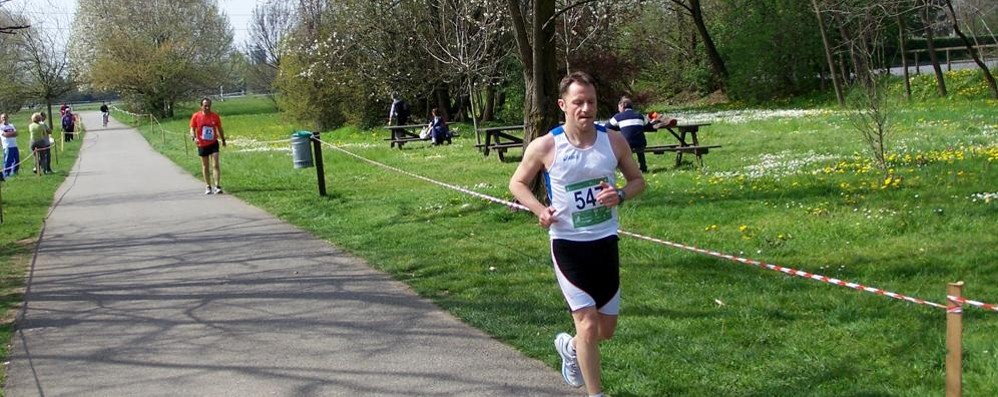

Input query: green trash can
[291,131,313,169]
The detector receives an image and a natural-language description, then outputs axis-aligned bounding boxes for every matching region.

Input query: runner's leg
[211,152,221,188]
[200,155,212,187]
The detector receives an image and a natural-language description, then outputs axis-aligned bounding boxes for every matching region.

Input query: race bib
[200,126,215,141]
[565,177,611,228]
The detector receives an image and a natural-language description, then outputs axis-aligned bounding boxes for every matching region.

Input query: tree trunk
[688,0,727,89]
[482,84,495,121]
[838,54,849,87]
[897,15,912,101]
[505,0,560,144]
[433,85,451,121]
[837,23,863,86]
[811,0,844,106]
[506,0,560,200]
[921,2,947,96]
[943,0,998,98]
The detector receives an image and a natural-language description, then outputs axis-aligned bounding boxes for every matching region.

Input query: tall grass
[127,90,998,396]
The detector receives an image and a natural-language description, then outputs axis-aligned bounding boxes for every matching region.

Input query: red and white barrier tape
[619,231,947,309]
[318,138,529,211]
[315,138,998,313]
[949,295,998,313]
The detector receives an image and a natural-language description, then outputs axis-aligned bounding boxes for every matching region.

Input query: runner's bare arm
[596,130,645,206]
[509,135,557,227]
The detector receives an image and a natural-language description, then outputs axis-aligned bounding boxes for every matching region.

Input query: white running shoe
[213,186,224,194]
[554,332,583,387]
[204,186,213,195]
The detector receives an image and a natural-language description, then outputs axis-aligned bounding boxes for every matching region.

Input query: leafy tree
[18,24,75,126]
[716,0,825,101]
[71,0,233,117]
[418,0,511,142]
[246,0,295,93]
[667,0,727,90]
[276,0,450,129]
[0,9,27,113]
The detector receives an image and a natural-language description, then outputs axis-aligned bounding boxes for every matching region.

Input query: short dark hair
[558,71,596,98]
[618,96,633,109]
[201,97,212,105]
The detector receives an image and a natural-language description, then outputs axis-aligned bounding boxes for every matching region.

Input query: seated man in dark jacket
[607,97,671,173]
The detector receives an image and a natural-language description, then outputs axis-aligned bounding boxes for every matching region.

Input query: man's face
[558,82,597,130]
[0,114,7,123]
[201,100,212,112]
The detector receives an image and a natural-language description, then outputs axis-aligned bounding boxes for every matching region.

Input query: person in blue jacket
[606,97,673,173]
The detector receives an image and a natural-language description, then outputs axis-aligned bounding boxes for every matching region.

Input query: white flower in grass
[970,192,997,203]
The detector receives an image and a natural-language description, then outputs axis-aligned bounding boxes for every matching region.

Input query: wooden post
[311,131,326,196]
[946,281,964,397]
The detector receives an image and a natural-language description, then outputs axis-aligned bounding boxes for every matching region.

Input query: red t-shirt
[190,111,222,148]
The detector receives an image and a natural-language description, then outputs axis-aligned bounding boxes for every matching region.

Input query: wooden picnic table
[475,125,524,162]
[383,123,427,149]
[639,122,720,167]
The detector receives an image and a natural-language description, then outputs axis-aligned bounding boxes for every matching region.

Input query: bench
[635,144,680,155]
[661,144,722,166]
[662,144,721,154]
[477,125,525,161]
[474,142,522,161]
[658,123,721,167]
[383,123,426,149]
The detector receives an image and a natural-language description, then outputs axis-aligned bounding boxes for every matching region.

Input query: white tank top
[544,124,619,241]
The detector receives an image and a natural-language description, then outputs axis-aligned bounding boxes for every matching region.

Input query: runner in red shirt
[190,97,227,194]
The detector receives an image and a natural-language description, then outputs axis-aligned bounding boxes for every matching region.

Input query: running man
[190,97,226,195]
[508,71,645,397]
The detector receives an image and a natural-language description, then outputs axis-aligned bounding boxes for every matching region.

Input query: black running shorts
[551,235,621,314]
[198,141,220,157]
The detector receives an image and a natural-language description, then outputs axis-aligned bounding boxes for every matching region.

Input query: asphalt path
[4,111,573,396]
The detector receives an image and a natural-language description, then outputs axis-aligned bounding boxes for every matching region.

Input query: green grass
[0,113,86,391]
[121,91,998,396]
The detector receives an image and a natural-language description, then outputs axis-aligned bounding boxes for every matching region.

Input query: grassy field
[115,81,998,397]
[0,112,85,389]
[2,72,994,396]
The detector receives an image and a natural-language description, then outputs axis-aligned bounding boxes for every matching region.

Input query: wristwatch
[616,189,626,203]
